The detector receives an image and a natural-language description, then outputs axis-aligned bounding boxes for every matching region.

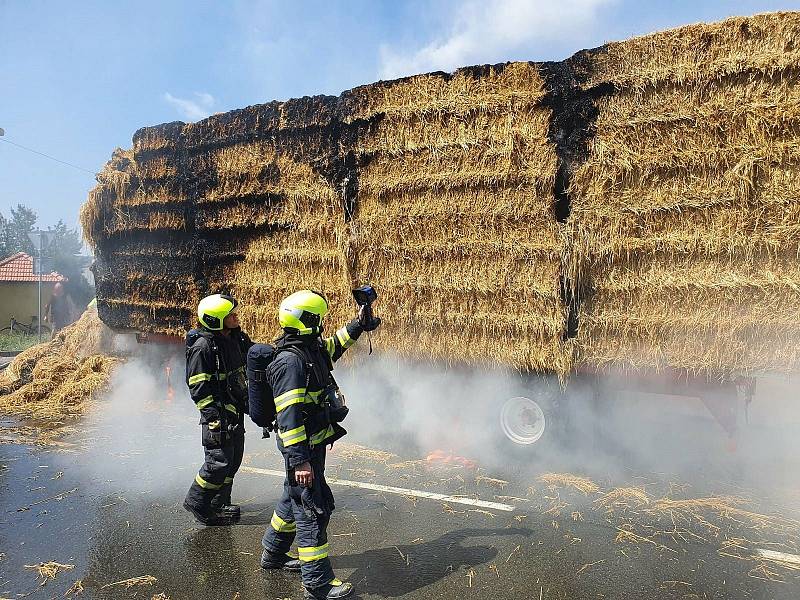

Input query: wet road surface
[2,387,800,599]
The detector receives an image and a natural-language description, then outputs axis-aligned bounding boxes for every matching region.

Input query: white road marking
[240,466,515,512]
[756,549,800,566]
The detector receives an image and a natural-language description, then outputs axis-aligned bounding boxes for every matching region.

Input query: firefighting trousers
[185,420,245,515]
[262,447,336,589]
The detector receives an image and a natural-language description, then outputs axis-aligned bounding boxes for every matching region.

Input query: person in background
[45,282,76,333]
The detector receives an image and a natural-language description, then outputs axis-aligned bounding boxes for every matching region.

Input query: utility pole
[37,232,42,342]
[28,229,54,343]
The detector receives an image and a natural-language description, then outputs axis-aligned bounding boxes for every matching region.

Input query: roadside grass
[0,332,43,352]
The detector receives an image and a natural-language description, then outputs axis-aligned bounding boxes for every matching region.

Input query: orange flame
[425,449,477,470]
[165,364,174,401]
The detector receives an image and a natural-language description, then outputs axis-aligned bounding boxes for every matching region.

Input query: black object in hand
[352,285,377,306]
[358,303,381,331]
[354,285,381,350]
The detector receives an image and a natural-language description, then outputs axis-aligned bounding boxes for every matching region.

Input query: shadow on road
[334,527,532,598]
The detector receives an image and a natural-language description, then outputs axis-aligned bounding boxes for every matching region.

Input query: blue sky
[1,0,797,231]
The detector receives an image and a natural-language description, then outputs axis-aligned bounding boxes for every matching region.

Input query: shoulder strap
[273,342,336,389]
[203,338,218,373]
[209,338,231,394]
[279,346,314,391]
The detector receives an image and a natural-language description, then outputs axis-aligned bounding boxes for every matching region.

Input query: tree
[46,220,94,307]
[46,220,82,260]
[0,212,8,259]
[7,204,37,255]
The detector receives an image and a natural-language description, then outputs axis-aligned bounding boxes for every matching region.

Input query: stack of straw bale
[82,100,359,338]
[82,127,196,335]
[569,12,800,376]
[81,12,800,379]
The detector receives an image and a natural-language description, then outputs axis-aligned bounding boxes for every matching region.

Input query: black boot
[211,486,241,519]
[304,579,353,599]
[183,500,233,526]
[260,549,302,572]
[215,503,241,518]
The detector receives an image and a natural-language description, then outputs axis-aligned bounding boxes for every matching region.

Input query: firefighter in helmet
[183,293,253,525]
[260,290,380,599]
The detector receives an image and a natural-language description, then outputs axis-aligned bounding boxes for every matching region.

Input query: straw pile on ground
[81,11,800,378]
[569,12,800,376]
[0,306,119,423]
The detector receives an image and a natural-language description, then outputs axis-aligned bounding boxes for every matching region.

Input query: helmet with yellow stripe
[197,294,238,331]
[279,290,328,335]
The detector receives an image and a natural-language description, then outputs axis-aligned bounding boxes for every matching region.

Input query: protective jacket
[186,327,253,424]
[268,320,363,468]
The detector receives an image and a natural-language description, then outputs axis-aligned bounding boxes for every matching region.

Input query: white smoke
[335,352,800,503]
[66,339,800,510]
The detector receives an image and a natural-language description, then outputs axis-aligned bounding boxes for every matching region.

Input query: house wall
[0,282,57,331]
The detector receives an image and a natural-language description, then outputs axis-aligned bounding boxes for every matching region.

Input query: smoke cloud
[336,352,800,504]
[69,336,800,512]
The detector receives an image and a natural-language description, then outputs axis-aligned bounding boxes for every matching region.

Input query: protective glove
[203,418,224,447]
[200,406,222,425]
[358,305,381,332]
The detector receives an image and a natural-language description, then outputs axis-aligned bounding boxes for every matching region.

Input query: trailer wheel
[500,395,548,445]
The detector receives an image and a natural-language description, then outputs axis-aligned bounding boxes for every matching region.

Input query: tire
[498,378,563,447]
[488,379,564,472]
[500,396,548,445]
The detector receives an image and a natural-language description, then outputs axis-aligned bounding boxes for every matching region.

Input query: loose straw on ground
[537,473,600,495]
[0,306,119,438]
[24,561,74,585]
[100,575,157,589]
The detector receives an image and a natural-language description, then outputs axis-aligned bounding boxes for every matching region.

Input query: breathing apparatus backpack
[246,343,279,432]
[246,341,349,437]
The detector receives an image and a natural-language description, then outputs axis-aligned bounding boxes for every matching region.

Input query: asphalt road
[1,387,799,599]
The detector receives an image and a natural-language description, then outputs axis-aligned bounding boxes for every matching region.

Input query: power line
[0,137,95,174]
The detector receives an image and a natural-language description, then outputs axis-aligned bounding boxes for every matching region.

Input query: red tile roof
[0,252,66,283]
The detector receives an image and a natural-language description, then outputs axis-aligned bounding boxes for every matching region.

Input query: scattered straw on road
[65,579,84,596]
[100,575,157,589]
[24,561,74,585]
[537,473,600,495]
